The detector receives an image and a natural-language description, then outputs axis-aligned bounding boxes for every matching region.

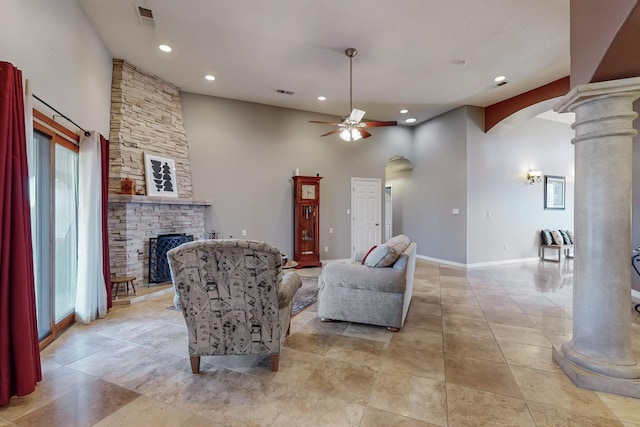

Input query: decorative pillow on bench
[550,230,564,245]
[559,230,571,244]
[541,229,553,246]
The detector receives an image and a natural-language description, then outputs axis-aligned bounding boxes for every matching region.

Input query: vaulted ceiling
[78,0,570,125]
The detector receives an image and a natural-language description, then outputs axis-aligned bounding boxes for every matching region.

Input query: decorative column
[553,77,640,397]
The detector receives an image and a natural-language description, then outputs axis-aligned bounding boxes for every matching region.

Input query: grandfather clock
[293,175,322,268]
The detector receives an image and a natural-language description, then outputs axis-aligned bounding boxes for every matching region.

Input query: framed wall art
[544,175,565,210]
[144,153,178,197]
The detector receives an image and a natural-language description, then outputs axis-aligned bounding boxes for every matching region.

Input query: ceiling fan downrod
[345,48,357,113]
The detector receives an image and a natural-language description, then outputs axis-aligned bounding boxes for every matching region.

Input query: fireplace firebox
[148,233,193,284]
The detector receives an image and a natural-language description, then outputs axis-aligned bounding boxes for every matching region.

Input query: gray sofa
[317,235,417,330]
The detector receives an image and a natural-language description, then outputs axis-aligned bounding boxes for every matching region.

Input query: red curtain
[101,135,112,309]
[0,62,42,405]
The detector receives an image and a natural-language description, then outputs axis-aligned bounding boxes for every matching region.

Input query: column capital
[555,76,640,114]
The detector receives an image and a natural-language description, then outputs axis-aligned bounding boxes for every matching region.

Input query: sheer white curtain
[76,131,107,323]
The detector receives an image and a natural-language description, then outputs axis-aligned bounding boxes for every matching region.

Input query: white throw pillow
[365,244,399,268]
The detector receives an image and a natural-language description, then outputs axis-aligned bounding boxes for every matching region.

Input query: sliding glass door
[31,116,79,345]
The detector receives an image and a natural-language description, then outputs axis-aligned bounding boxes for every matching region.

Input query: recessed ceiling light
[205,75,215,81]
[400,109,408,114]
[158,44,172,53]
[494,75,506,82]
[405,118,417,124]
[317,96,326,101]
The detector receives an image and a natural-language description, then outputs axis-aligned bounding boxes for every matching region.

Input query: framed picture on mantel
[544,175,565,210]
[144,153,178,197]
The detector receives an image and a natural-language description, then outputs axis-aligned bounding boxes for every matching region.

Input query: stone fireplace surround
[107,60,210,286]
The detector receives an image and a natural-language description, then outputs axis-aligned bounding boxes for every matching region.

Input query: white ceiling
[78,0,570,125]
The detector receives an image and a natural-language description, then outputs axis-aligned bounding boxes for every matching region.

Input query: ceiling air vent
[496,81,508,87]
[136,5,155,27]
[274,89,295,95]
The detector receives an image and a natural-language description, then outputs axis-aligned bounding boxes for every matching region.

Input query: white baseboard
[632,289,640,303]
[416,254,541,269]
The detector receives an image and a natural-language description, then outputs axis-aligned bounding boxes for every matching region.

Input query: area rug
[291,277,318,317]
[166,276,318,316]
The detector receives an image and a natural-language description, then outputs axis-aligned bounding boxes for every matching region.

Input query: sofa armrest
[278,272,302,308]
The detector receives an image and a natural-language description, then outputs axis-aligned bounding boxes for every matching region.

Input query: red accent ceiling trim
[484,76,570,133]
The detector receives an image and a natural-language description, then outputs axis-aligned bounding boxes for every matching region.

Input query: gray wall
[631,99,640,291]
[398,107,469,264]
[180,92,413,260]
[466,107,575,264]
[1,0,112,136]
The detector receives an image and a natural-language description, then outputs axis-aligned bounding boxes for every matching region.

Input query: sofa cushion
[361,245,378,265]
[386,234,410,255]
[541,229,553,245]
[365,244,399,268]
[551,230,564,245]
[567,230,574,244]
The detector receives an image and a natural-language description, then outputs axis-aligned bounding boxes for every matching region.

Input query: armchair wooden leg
[190,356,201,374]
[387,327,400,332]
[271,354,279,372]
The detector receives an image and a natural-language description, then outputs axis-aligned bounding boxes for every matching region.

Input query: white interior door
[351,178,382,258]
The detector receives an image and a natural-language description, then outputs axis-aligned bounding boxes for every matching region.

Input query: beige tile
[271,347,324,385]
[443,317,494,339]
[483,310,537,328]
[302,358,377,404]
[439,267,467,278]
[325,335,387,370]
[446,383,535,426]
[181,414,224,426]
[445,354,522,398]
[369,371,447,425]
[343,323,393,343]
[476,295,524,313]
[391,326,444,350]
[444,332,505,363]
[94,395,192,426]
[542,331,573,347]
[491,323,552,347]
[526,401,624,427]
[527,313,573,333]
[517,303,571,318]
[271,390,365,426]
[440,294,481,308]
[283,330,339,356]
[440,303,486,321]
[0,366,98,421]
[381,342,445,382]
[440,287,474,298]
[360,407,440,427]
[12,379,140,426]
[413,279,440,293]
[597,391,640,424]
[498,340,563,373]
[510,366,618,419]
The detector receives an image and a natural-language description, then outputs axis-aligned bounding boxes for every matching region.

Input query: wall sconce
[527,169,543,184]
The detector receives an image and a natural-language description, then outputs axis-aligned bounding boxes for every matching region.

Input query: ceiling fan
[309,48,397,141]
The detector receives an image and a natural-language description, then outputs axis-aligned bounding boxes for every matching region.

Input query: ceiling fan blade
[309,120,342,125]
[320,129,341,137]
[362,120,398,127]
[357,128,372,139]
[349,108,366,123]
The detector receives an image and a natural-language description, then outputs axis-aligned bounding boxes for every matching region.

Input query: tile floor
[3,259,640,426]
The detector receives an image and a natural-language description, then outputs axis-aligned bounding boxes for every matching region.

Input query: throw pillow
[364,244,399,268]
[385,234,411,255]
[392,254,409,271]
[559,230,571,244]
[567,230,574,244]
[361,245,378,265]
[551,230,564,245]
[541,229,553,246]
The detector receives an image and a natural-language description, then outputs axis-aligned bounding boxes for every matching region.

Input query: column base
[553,345,640,398]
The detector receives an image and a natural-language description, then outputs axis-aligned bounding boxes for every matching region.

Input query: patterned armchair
[167,239,302,373]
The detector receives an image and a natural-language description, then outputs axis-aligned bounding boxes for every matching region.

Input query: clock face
[301,184,316,199]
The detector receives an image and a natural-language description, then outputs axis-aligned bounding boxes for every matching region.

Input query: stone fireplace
[107,59,210,285]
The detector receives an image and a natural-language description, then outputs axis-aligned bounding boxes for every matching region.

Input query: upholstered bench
[540,229,574,262]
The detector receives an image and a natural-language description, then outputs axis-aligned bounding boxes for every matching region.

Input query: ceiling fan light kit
[309,48,397,141]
